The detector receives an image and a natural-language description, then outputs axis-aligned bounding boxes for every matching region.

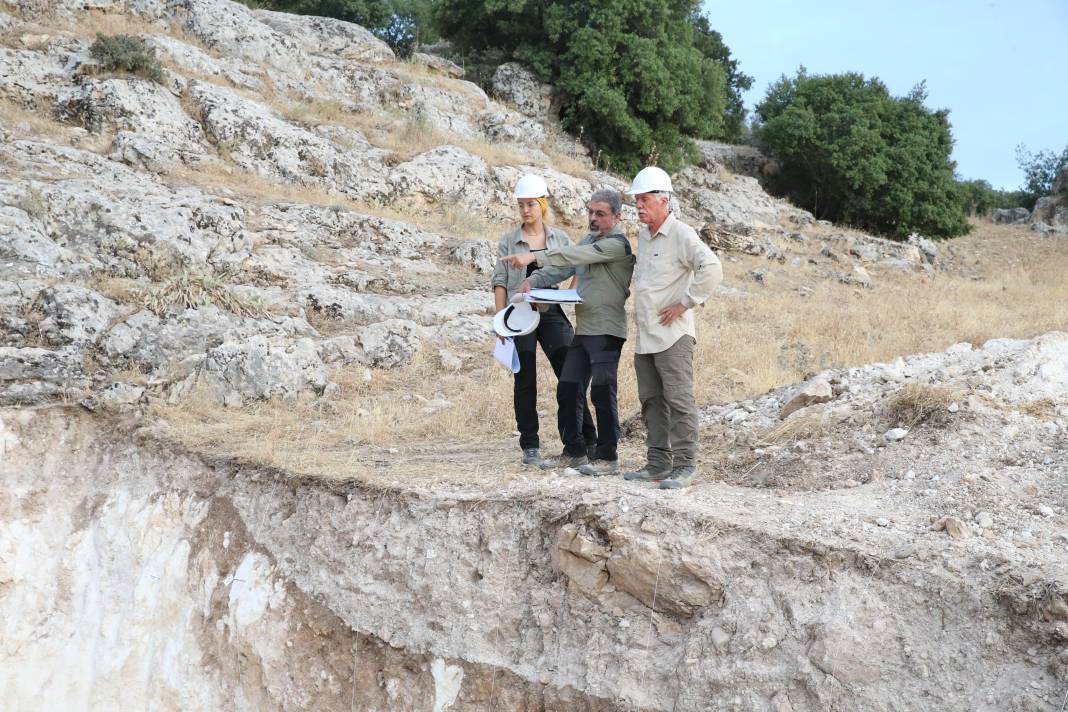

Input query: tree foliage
[1016,144,1068,208]
[437,0,738,173]
[755,70,969,239]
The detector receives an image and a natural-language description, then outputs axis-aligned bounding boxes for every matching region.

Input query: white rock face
[491,62,553,122]
[56,77,209,171]
[253,9,394,61]
[389,145,502,214]
[189,81,391,200]
[173,335,328,406]
[38,284,123,345]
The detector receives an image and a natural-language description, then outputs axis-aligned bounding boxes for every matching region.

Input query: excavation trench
[1,407,1063,711]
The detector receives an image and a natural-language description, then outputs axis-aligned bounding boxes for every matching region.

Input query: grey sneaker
[521,448,544,466]
[622,464,672,482]
[577,459,620,477]
[659,465,699,489]
[539,452,589,470]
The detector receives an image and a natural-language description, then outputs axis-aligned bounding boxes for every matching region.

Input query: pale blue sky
[704,0,1065,190]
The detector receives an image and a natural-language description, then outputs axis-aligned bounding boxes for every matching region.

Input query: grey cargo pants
[633,335,698,471]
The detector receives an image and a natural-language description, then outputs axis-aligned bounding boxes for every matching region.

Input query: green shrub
[436,0,742,174]
[1016,144,1068,209]
[90,33,165,84]
[956,178,1029,217]
[755,70,970,239]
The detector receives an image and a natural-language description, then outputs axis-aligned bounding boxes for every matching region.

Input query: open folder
[494,337,521,373]
[523,288,582,304]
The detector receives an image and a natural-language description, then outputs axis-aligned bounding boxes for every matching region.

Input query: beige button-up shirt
[633,213,723,354]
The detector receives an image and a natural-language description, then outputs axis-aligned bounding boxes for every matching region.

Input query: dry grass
[0,97,69,139]
[69,9,216,56]
[166,157,507,240]
[759,405,843,444]
[882,384,962,428]
[1019,399,1058,419]
[152,353,532,484]
[139,271,269,317]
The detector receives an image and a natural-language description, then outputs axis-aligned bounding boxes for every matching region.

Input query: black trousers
[557,334,625,461]
[513,305,596,452]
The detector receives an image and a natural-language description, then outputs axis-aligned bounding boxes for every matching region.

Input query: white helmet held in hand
[514,173,549,199]
[626,166,673,195]
[493,300,540,337]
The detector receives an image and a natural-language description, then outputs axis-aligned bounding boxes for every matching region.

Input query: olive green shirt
[490,225,571,302]
[633,213,722,354]
[527,225,635,340]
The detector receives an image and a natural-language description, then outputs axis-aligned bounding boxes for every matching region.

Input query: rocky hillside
[0,0,944,410]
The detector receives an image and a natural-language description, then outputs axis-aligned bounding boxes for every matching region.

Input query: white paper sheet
[494,337,521,373]
[523,288,582,304]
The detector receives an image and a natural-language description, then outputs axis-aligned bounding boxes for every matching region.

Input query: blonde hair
[535,197,549,216]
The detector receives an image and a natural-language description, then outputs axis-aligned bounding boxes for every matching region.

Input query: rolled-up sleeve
[490,235,509,289]
[680,232,723,309]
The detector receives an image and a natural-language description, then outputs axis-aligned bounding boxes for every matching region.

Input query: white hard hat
[514,173,549,199]
[625,166,673,195]
[493,301,540,337]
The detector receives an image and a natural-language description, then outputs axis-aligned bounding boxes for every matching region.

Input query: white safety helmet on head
[514,173,549,199]
[625,166,673,195]
[493,300,540,337]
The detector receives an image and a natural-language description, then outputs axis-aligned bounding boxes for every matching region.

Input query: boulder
[38,284,123,346]
[173,335,328,407]
[906,233,938,264]
[358,319,420,368]
[388,145,501,214]
[449,239,496,274]
[992,207,1030,224]
[490,62,553,122]
[781,378,833,418]
[1031,197,1068,234]
[55,77,208,172]
[253,9,394,61]
[693,140,773,178]
[411,52,463,78]
[673,166,782,227]
[1054,166,1068,196]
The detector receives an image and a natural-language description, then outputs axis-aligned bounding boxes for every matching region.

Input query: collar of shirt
[510,225,552,245]
[651,212,677,239]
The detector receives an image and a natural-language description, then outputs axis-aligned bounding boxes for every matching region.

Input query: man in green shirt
[500,189,636,475]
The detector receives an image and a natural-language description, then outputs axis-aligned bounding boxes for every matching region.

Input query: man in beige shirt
[622,166,723,489]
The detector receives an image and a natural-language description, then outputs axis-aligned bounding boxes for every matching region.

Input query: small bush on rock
[90,33,165,84]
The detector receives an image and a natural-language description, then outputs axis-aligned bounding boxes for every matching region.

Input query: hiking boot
[539,452,589,470]
[521,448,545,466]
[577,459,620,477]
[659,465,699,489]
[622,464,672,482]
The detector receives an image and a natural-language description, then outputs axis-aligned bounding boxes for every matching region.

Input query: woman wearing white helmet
[491,174,596,466]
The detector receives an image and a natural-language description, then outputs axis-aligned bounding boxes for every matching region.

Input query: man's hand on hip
[657,303,688,326]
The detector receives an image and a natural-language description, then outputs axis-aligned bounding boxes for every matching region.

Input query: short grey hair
[588,188,622,216]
